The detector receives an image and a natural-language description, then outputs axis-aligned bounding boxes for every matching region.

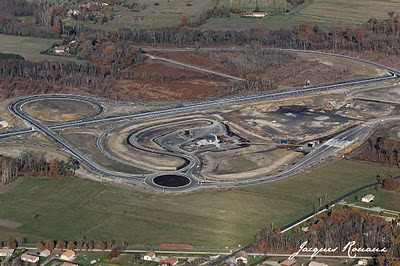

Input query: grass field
[0,160,399,248]
[346,186,400,211]
[201,0,400,30]
[83,0,216,30]
[0,34,79,62]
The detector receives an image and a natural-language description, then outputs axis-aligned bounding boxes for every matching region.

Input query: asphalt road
[1,48,400,193]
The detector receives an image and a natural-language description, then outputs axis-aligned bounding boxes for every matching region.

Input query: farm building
[241,11,267,17]
[361,194,375,203]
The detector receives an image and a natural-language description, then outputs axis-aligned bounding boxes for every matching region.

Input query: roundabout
[153,174,192,188]
[2,48,400,193]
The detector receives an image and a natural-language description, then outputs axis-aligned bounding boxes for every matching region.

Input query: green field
[0,160,399,248]
[82,0,216,30]
[346,186,400,212]
[0,34,79,62]
[202,0,400,30]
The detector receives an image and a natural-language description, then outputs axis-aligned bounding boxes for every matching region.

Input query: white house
[54,45,69,54]
[0,248,14,257]
[361,194,375,203]
[241,11,267,17]
[61,250,76,261]
[143,251,156,261]
[40,249,51,257]
[235,251,248,264]
[21,253,40,263]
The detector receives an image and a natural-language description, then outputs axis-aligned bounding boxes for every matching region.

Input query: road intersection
[1,48,400,192]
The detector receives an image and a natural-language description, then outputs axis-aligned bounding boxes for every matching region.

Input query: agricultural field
[0,34,79,62]
[201,0,400,30]
[0,160,399,247]
[83,0,216,30]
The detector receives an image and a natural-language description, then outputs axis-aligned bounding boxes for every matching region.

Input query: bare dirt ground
[201,147,301,180]
[352,85,400,103]
[150,51,235,76]
[264,53,384,88]
[0,145,67,161]
[337,50,400,71]
[120,60,227,101]
[221,90,396,143]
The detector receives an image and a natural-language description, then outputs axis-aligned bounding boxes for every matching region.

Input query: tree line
[354,133,400,167]
[2,0,400,55]
[0,152,79,187]
[253,209,400,264]
[377,174,400,193]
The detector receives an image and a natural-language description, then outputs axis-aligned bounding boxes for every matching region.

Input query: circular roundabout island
[153,175,191,188]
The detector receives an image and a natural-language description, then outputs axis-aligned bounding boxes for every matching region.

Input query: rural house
[143,251,156,261]
[40,249,51,257]
[21,253,39,263]
[61,250,76,261]
[235,251,248,264]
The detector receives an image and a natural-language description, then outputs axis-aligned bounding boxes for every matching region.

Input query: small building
[301,226,309,232]
[159,257,178,266]
[235,251,248,264]
[197,134,220,148]
[281,258,296,266]
[54,45,68,54]
[0,248,14,257]
[241,11,267,17]
[0,120,8,128]
[21,253,40,263]
[61,250,76,261]
[361,194,375,203]
[40,249,51,257]
[308,141,318,148]
[358,259,368,265]
[309,261,328,266]
[67,9,80,16]
[143,251,156,261]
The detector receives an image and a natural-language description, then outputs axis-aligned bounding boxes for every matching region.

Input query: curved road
[1,48,400,192]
